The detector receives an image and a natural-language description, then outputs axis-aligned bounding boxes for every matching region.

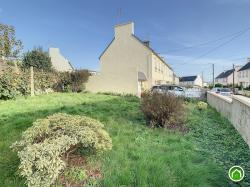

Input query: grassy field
[0,93,249,187]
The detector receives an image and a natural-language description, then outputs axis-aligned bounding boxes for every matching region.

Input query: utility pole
[212,64,215,87]
[233,64,235,94]
[202,71,204,87]
[30,66,34,97]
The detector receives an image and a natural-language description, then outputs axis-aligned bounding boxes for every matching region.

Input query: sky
[1,0,250,82]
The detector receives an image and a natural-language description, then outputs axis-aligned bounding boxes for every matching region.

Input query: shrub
[54,70,90,92]
[34,70,58,94]
[197,101,208,110]
[0,67,30,100]
[141,91,185,128]
[214,83,223,87]
[11,113,112,187]
[0,67,59,100]
[0,73,17,100]
[53,72,72,92]
[70,69,89,92]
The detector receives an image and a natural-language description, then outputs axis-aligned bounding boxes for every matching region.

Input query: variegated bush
[11,113,112,187]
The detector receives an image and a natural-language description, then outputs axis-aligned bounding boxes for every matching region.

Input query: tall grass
[0,93,249,186]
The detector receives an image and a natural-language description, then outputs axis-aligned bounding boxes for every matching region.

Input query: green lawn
[0,93,249,187]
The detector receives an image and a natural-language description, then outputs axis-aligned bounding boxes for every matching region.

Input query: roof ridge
[238,61,250,71]
[132,34,172,70]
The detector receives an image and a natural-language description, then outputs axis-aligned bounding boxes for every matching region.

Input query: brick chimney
[143,41,150,47]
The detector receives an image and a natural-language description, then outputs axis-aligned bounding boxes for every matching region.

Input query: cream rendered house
[238,60,250,88]
[49,48,73,72]
[86,22,175,96]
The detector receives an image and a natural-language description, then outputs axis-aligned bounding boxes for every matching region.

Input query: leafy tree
[22,47,52,71]
[0,23,23,59]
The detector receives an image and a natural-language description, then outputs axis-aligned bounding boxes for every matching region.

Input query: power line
[165,26,250,53]
[192,30,248,61]
[175,29,250,66]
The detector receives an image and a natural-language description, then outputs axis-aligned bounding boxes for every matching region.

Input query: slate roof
[215,69,234,79]
[238,62,250,72]
[179,76,197,82]
[132,35,172,70]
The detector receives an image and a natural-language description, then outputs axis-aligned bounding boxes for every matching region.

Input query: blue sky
[1,0,250,81]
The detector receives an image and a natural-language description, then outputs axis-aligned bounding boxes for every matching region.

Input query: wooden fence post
[30,66,35,96]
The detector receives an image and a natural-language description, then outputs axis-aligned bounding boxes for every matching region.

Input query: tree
[0,23,23,60]
[22,47,52,71]
[214,83,223,87]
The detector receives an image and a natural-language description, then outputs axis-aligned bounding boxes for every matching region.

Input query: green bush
[54,70,90,92]
[22,47,52,71]
[197,101,208,110]
[53,72,72,92]
[0,67,29,100]
[11,113,112,187]
[0,68,60,99]
[34,70,58,94]
[71,69,89,92]
[141,91,185,128]
[214,83,223,87]
[0,73,17,100]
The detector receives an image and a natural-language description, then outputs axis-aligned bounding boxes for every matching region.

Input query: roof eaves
[238,62,250,71]
[99,37,115,60]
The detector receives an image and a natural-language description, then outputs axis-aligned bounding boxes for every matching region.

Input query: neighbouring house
[238,60,250,88]
[215,66,241,86]
[86,22,175,96]
[49,48,74,72]
[179,75,203,87]
[173,73,179,85]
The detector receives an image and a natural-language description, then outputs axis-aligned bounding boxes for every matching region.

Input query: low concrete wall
[207,92,250,147]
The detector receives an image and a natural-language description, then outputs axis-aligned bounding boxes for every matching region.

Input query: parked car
[211,87,232,96]
[151,85,185,96]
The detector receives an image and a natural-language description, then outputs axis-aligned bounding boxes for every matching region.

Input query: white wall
[194,75,203,87]
[207,92,250,147]
[238,69,250,88]
[49,48,73,72]
[86,22,174,96]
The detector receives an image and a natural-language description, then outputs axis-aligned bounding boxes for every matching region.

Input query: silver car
[211,87,232,96]
[152,85,185,96]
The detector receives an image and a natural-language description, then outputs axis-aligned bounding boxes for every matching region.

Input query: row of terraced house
[215,59,250,88]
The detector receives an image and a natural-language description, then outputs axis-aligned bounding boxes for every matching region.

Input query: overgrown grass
[0,93,249,186]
